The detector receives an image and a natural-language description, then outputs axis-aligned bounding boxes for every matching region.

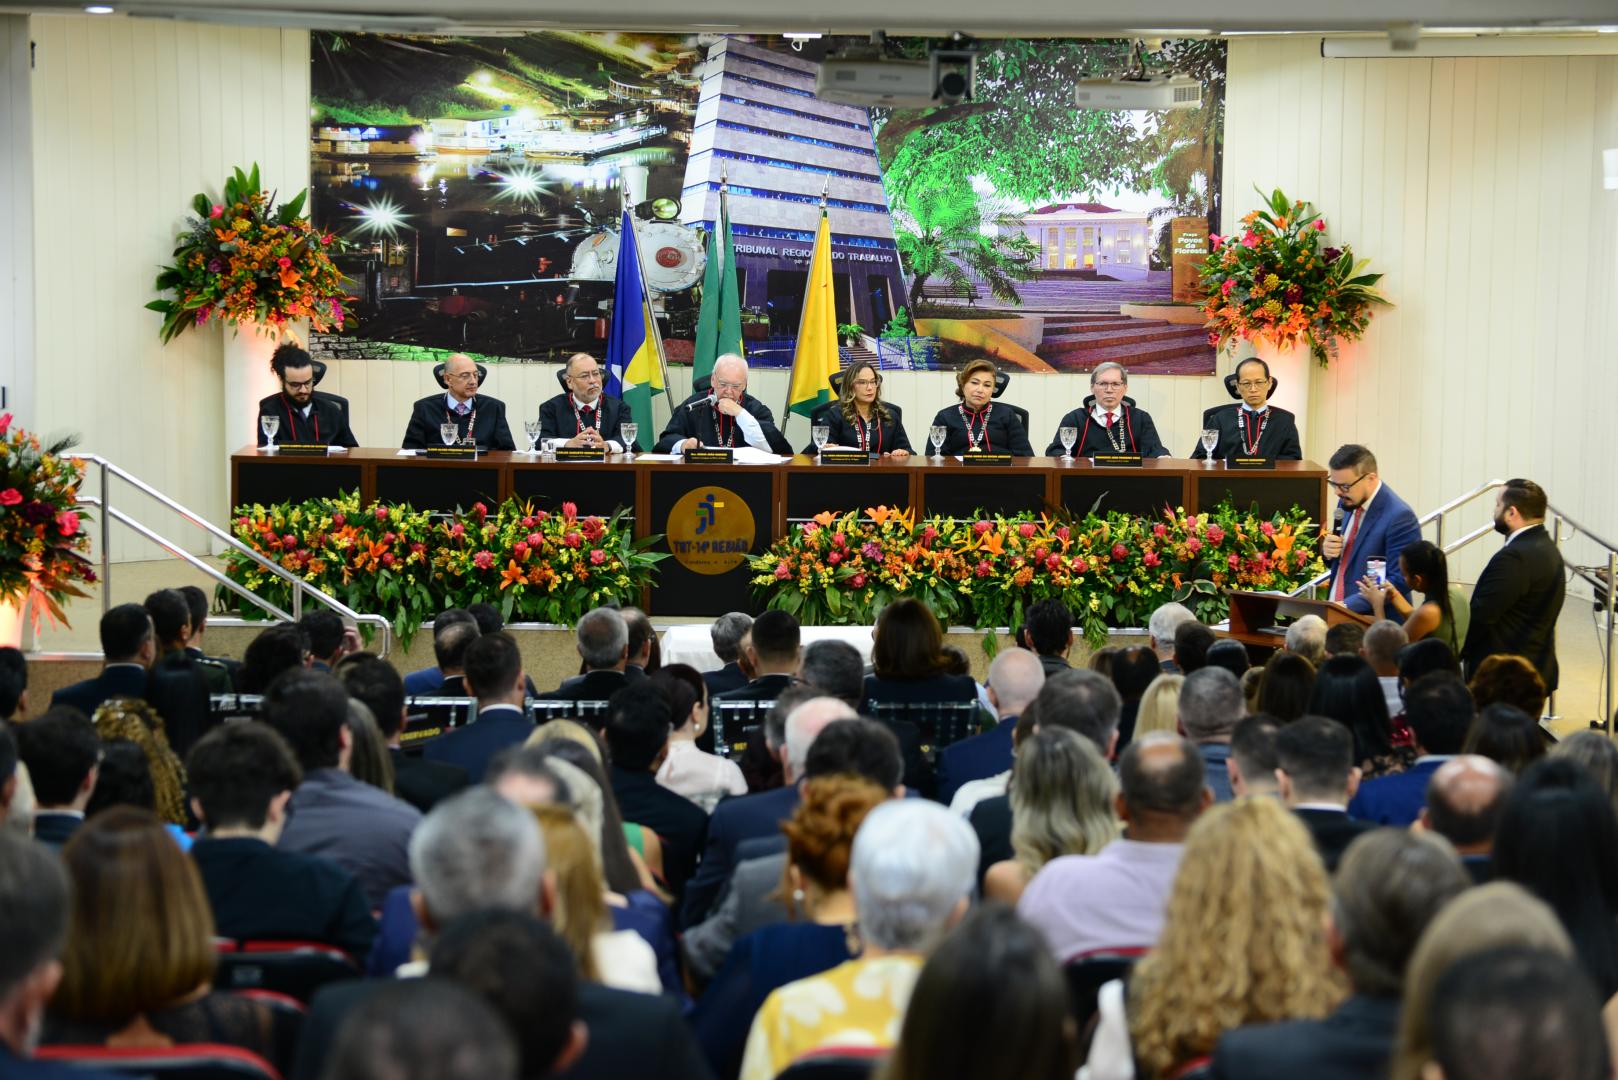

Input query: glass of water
[620,422,638,455]
[439,422,459,447]
[929,424,947,459]
[1058,425,1078,461]
[1200,428,1219,466]
[260,414,280,452]
[811,423,830,457]
[522,420,541,455]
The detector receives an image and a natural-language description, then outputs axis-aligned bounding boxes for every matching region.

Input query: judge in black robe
[256,344,357,447]
[653,357,791,454]
[537,352,629,451]
[802,403,914,456]
[1188,356,1302,460]
[1047,398,1170,457]
[929,359,1034,456]
[401,391,516,451]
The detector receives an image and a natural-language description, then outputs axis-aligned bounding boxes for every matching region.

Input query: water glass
[1058,425,1078,460]
[1200,428,1219,466]
[929,424,946,459]
[522,420,541,455]
[620,421,638,454]
[260,414,280,452]
[439,422,459,447]
[812,424,830,456]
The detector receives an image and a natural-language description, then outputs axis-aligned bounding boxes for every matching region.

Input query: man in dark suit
[14,708,101,852]
[1418,755,1512,885]
[50,603,155,719]
[937,646,1043,806]
[540,607,634,706]
[702,613,752,699]
[339,656,466,813]
[1045,363,1169,457]
[1275,716,1375,872]
[423,620,481,699]
[1189,357,1303,461]
[179,585,241,691]
[1462,478,1566,691]
[423,633,534,784]
[538,352,627,452]
[257,343,357,448]
[1350,673,1475,826]
[186,721,377,961]
[1212,830,1471,1080]
[714,609,800,706]
[1323,444,1423,615]
[401,353,516,451]
[401,608,476,695]
[605,682,707,900]
[142,588,215,756]
[652,354,792,454]
[1018,598,1074,679]
[0,830,95,1078]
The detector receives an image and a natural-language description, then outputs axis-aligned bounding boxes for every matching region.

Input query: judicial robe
[256,391,357,448]
[652,392,792,454]
[800,404,913,456]
[537,392,627,448]
[401,393,516,451]
[1046,402,1169,457]
[929,403,1035,457]
[1189,403,1302,461]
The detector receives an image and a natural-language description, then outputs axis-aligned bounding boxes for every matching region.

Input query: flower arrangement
[749,501,1322,646]
[222,493,665,646]
[1199,187,1389,366]
[146,164,353,343]
[0,415,96,628]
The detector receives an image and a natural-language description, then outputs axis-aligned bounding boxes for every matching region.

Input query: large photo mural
[309,33,1224,375]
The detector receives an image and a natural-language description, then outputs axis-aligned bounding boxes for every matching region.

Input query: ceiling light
[84,5,114,12]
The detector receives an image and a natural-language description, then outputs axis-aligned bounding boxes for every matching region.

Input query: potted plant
[837,322,864,348]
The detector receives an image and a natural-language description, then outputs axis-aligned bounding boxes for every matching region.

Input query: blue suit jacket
[401,666,443,695]
[680,783,800,929]
[50,664,149,718]
[1348,758,1446,826]
[1328,482,1423,614]
[936,717,1016,805]
[420,705,533,783]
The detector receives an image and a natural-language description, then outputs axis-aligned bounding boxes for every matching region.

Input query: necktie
[1332,509,1364,602]
[456,402,470,417]
[1104,412,1114,428]
[581,408,595,426]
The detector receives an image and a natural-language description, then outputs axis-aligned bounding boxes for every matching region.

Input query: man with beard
[1322,444,1421,615]
[1461,479,1565,690]
[256,344,356,447]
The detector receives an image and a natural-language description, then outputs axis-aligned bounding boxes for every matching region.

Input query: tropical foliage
[749,501,1321,646]
[893,180,1038,308]
[0,416,95,628]
[1198,187,1389,366]
[223,493,664,646]
[147,164,353,343]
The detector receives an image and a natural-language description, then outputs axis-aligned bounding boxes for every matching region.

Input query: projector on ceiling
[1074,76,1203,111]
[815,58,945,109]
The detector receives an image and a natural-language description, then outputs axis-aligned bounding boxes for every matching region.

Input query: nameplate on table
[553,447,606,463]
[685,447,734,465]
[1091,453,1143,467]
[424,446,478,460]
[273,443,330,457]
[1226,456,1276,470]
[818,450,871,466]
[963,452,1013,466]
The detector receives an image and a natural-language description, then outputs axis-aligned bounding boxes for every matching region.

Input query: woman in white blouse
[654,663,748,812]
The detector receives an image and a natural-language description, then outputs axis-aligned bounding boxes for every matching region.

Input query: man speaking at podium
[401,352,515,451]
[654,354,792,454]
[538,352,626,452]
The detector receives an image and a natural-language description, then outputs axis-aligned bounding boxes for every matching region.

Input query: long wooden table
[231,447,1328,615]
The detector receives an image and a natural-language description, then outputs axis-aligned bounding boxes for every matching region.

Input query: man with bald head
[537,351,627,452]
[653,354,792,454]
[1419,754,1514,884]
[938,647,1045,807]
[402,352,516,450]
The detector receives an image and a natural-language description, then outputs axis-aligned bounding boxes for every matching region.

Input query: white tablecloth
[659,624,875,672]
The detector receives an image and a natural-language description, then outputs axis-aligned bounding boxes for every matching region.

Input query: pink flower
[861,542,881,560]
[1018,522,1037,539]
[1314,219,1326,231]
[277,257,292,270]
[1143,551,1161,568]
[472,502,488,519]
[381,552,396,568]
[331,513,346,528]
[1073,557,1089,573]
[1228,553,1240,569]
[1206,525,1225,545]
[536,510,549,522]
[562,502,578,521]
[922,526,938,542]
[1045,555,1061,571]
[850,573,867,588]
[590,549,607,565]
[775,562,791,580]
[1241,231,1259,248]
[237,516,251,529]
[1111,543,1128,561]
[320,233,333,246]
[3,488,27,507]
[1221,279,1235,296]
[382,532,396,545]
[526,532,543,548]
[55,510,80,537]
[1153,523,1167,538]
[1186,537,1203,555]
[828,551,843,566]
[582,517,605,541]
[374,507,389,521]
[803,522,820,536]
[1184,515,1198,531]
[1032,548,1047,563]
[410,542,426,557]
[282,534,297,549]
[976,560,993,578]
[1055,526,1070,542]
[832,532,846,549]
[450,522,465,539]
[209,204,224,219]
[1210,233,1224,248]
[564,531,582,549]
[513,541,529,559]
[973,520,993,535]
[521,516,536,528]
[473,550,495,570]
[1260,520,1276,537]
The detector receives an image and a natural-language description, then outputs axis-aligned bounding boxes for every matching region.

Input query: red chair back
[36,1043,281,1080]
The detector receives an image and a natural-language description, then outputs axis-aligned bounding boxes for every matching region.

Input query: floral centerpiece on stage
[222,493,664,646]
[146,164,353,343]
[1199,187,1389,366]
[749,500,1321,645]
[0,415,96,630]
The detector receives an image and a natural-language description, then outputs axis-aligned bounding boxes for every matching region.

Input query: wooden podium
[1224,591,1373,652]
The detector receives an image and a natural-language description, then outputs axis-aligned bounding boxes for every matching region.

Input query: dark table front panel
[785,468,911,522]
[233,461,363,508]
[1061,473,1186,519]
[1196,475,1325,525]
[512,465,637,519]
[648,468,778,616]
[375,462,503,513]
[921,471,1050,518]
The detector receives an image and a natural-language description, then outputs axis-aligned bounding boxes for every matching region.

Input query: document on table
[731,447,792,464]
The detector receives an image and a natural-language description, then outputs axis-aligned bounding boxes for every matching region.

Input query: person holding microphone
[1321,444,1422,615]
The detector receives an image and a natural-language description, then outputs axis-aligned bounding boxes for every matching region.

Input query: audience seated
[0,829,76,1077]
[861,599,978,711]
[937,647,1043,807]
[1309,654,1410,779]
[0,722,21,829]
[654,664,746,812]
[1177,667,1244,801]
[605,680,708,900]
[43,808,294,1071]
[324,978,518,1080]
[1226,714,1281,797]
[88,703,187,827]
[1425,947,1609,1080]
[299,609,354,673]
[804,637,925,794]
[1212,829,1470,1080]
[14,707,100,851]
[49,603,155,719]
[1390,882,1574,1080]
[1397,636,1462,689]
[141,588,215,755]
[265,670,421,907]
[237,622,311,694]
[422,632,534,783]
[1147,602,1196,673]
[1324,620,1366,658]
[179,584,241,691]
[1418,755,1513,883]
[82,739,188,854]
[1108,645,1161,751]
[0,646,27,725]
[1204,638,1251,682]
[1463,702,1546,774]
[1275,715,1375,871]
[1131,673,1183,740]
[703,613,753,699]
[1019,733,1209,959]
[1362,619,1409,721]
[1172,620,1216,675]
[1018,599,1075,678]
[1255,650,1315,722]
[1285,614,1328,667]
[542,606,633,703]
[1468,654,1548,718]
[423,619,480,698]
[186,721,377,961]
[400,607,475,694]
[739,800,977,1080]
[881,903,1076,1080]
[343,699,396,794]
[1553,731,1618,820]
[1085,797,1341,1080]
[339,655,466,812]
[985,728,1117,905]
[715,609,800,705]
[1350,673,1475,825]
[620,605,658,678]
[1492,758,1618,1002]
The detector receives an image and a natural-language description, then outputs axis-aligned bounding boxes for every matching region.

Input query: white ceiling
[3,0,1617,36]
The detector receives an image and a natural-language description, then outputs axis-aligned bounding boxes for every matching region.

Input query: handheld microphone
[1333,505,1344,536]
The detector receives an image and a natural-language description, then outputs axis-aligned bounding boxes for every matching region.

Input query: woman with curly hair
[985,728,1118,905]
[1085,797,1345,1079]
[90,699,187,826]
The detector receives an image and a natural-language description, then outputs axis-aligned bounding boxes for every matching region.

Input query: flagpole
[622,189,674,415]
[784,179,832,432]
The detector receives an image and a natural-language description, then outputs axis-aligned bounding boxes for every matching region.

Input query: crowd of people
[0,516,1599,1080]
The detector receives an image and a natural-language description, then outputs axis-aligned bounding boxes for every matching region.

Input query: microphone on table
[692,394,716,410]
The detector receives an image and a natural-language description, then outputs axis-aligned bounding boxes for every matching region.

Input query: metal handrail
[65,453,393,657]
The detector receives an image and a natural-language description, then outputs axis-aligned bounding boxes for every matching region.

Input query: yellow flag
[786,210,840,420]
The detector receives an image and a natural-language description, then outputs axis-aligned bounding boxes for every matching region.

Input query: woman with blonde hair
[985,728,1118,904]
[1086,797,1345,1079]
[1131,674,1184,740]
[91,699,187,826]
[803,360,913,458]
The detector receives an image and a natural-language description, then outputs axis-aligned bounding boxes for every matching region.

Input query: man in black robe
[1189,356,1303,461]
[1046,362,1169,457]
[401,353,516,451]
[537,352,628,452]
[256,344,357,448]
[653,354,791,454]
